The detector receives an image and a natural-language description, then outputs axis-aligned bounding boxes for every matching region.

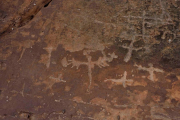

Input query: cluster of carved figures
[54,0,175,90]
[61,50,118,90]
[58,49,164,91]
[2,0,177,91]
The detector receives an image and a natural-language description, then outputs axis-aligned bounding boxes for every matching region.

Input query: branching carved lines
[121,35,143,62]
[123,13,171,25]
[43,74,66,90]
[105,71,133,88]
[61,50,118,90]
[123,8,173,47]
[49,74,66,83]
[135,63,164,81]
[11,83,25,97]
[18,41,35,62]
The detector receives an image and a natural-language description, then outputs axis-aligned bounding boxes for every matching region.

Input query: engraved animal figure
[35,74,66,91]
[121,35,143,62]
[104,71,133,88]
[135,63,164,81]
[61,50,118,91]
[49,74,66,83]
[45,74,66,90]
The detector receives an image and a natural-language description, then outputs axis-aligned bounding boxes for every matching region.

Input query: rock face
[0,0,180,119]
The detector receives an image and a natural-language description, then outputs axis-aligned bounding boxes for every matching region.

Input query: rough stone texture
[0,0,180,119]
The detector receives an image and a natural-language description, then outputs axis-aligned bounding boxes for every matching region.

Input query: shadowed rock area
[0,0,180,119]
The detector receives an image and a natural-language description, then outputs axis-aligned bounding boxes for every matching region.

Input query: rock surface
[0,0,180,119]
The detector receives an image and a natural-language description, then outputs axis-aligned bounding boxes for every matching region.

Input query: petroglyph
[122,6,173,47]
[104,71,133,88]
[135,63,164,81]
[123,11,150,41]
[61,50,118,90]
[11,40,35,62]
[119,29,152,62]
[42,46,56,68]
[49,74,66,83]
[11,83,25,97]
[35,74,66,91]
[121,35,144,62]
[123,8,172,27]
[20,83,25,97]
[1,1,180,119]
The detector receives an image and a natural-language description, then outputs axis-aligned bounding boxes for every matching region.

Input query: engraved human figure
[61,50,118,91]
[135,63,164,81]
[104,71,133,88]
[121,35,143,62]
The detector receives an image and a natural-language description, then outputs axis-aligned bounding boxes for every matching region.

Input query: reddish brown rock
[0,0,180,119]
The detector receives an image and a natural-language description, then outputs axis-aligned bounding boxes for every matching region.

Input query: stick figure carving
[104,71,133,88]
[61,50,118,91]
[121,35,143,62]
[135,63,164,81]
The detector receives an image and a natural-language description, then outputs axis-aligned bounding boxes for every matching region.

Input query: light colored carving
[42,74,66,90]
[43,46,56,68]
[104,71,133,88]
[121,35,143,62]
[11,83,25,97]
[135,63,164,81]
[49,74,66,83]
[11,40,35,62]
[35,74,66,91]
[61,50,118,91]
[159,0,172,22]
[122,7,173,52]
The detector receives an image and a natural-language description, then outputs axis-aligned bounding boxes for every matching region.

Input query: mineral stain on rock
[0,0,180,119]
